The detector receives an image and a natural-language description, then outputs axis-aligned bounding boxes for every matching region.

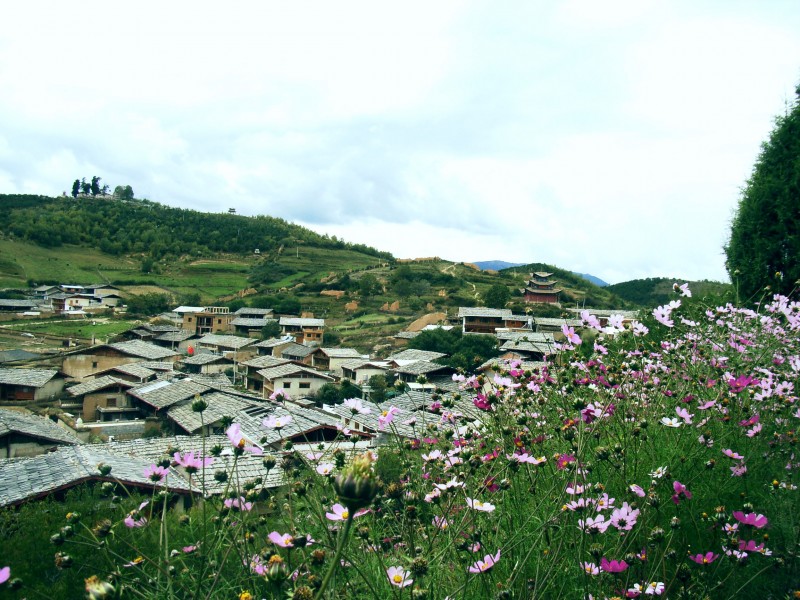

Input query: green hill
[606,277,733,307]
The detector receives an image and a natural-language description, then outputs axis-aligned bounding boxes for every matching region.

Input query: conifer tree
[725,84,800,301]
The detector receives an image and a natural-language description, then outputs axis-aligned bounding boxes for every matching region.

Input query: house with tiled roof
[0,367,65,401]
[0,445,194,507]
[311,347,364,375]
[278,342,316,364]
[457,307,513,335]
[279,317,325,346]
[179,352,234,375]
[255,363,335,400]
[340,359,389,385]
[179,306,234,336]
[253,337,296,357]
[66,376,140,422]
[61,341,181,379]
[0,408,82,458]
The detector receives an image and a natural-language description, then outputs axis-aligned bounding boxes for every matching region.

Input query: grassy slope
[607,277,733,308]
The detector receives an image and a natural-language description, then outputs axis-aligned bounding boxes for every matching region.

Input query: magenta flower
[732,511,769,528]
[469,549,501,573]
[225,423,263,455]
[268,531,295,547]
[689,552,719,565]
[671,481,692,505]
[1,566,11,584]
[600,557,628,573]
[143,464,168,482]
[386,566,413,588]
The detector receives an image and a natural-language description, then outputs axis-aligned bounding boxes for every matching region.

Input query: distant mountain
[574,272,608,287]
[472,261,526,271]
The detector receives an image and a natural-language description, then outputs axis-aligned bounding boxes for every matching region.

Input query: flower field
[2,290,799,599]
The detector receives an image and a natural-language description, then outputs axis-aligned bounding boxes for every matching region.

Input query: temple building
[523,272,562,304]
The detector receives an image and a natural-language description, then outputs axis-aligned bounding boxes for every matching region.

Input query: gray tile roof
[0,408,83,446]
[391,361,452,376]
[253,337,293,348]
[107,435,285,494]
[198,334,257,350]
[107,340,181,360]
[316,348,363,359]
[155,330,196,342]
[0,367,59,387]
[257,364,334,381]
[167,392,263,433]
[0,350,42,364]
[242,355,291,369]
[499,339,557,354]
[236,404,343,448]
[0,445,193,507]
[67,376,135,396]
[231,317,275,327]
[234,307,274,316]
[280,343,316,358]
[457,307,513,318]
[387,349,447,362]
[533,317,582,327]
[393,331,420,339]
[279,317,325,327]
[0,299,39,308]
[182,353,232,366]
[128,379,210,410]
[97,363,158,380]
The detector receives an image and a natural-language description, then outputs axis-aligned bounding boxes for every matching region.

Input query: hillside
[607,277,733,307]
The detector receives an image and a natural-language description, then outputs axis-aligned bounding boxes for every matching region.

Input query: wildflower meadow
[2,288,799,599]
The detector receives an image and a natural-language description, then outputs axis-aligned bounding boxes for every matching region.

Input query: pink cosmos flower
[143,464,168,482]
[675,407,693,424]
[722,449,744,460]
[0,567,9,585]
[632,321,649,336]
[269,389,290,402]
[732,511,769,528]
[581,561,599,576]
[561,324,582,346]
[262,414,292,429]
[325,503,369,521]
[556,454,576,470]
[432,516,449,529]
[645,581,665,595]
[434,477,465,492]
[607,314,625,330]
[182,545,198,554]
[224,496,253,512]
[688,552,719,565]
[124,500,150,528]
[600,557,628,573]
[730,463,748,477]
[652,305,674,328]
[268,531,295,547]
[387,566,413,588]
[469,549,501,573]
[580,310,602,330]
[173,451,213,474]
[316,463,335,476]
[466,498,496,512]
[225,423,263,455]
[746,423,762,437]
[629,484,646,497]
[343,398,371,414]
[676,282,692,297]
[610,502,639,531]
[579,514,610,534]
[671,480,692,505]
[378,406,399,430]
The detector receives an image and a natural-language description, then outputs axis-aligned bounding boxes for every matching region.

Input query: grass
[1,318,137,340]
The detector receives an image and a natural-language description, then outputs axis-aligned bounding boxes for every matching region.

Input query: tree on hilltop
[725,84,800,301]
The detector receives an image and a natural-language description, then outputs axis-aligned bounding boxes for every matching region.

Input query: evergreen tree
[726,85,800,301]
[71,179,80,198]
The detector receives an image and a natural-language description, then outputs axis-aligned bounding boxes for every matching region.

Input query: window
[92,361,98,369]
[188,317,193,322]
[299,382,311,389]
[282,381,292,388]
[106,397,117,408]
[217,319,222,324]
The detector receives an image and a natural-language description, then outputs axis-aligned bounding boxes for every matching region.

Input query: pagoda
[523,272,562,304]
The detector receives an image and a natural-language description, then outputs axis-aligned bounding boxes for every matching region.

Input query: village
[0,273,638,508]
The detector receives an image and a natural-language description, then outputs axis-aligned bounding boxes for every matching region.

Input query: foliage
[260,321,282,339]
[726,86,800,303]
[408,327,498,371]
[483,283,511,309]
[357,273,382,297]
[125,292,173,316]
[606,278,733,308]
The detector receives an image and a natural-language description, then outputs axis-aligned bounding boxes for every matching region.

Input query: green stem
[315,512,355,600]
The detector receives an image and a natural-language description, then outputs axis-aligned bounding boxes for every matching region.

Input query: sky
[1,1,799,285]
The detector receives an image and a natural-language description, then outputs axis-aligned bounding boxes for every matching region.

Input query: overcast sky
[1,1,798,284]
